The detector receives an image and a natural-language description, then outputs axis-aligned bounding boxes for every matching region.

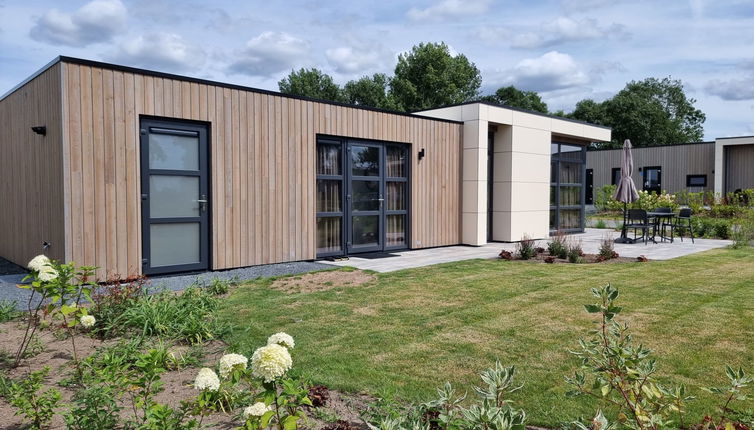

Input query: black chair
[674,208,694,243]
[655,207,674,242]
[625,209,650,244]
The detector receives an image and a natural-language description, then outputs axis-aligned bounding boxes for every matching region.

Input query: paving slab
[320,228,732,273]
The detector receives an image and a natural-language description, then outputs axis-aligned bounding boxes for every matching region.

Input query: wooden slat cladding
[61,63,462,278]
[587,143,715,194]
[725,144,754,193]
[0,65,65,266]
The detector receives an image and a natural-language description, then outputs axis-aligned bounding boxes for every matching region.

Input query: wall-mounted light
[418,148,425,160]
[31,126,46,136]
[42,241,51,250]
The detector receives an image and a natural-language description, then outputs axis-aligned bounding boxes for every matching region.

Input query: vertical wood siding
[725,144,754,192]
[0,65,65,266]
[586,143,715,194]
[61,63,462,278]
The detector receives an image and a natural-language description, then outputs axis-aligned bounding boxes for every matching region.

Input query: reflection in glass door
[315,138,409,257]
[348,143,383,253]
[140,119,209,275]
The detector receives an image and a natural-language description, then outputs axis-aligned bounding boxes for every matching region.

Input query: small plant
[15,256,96,378]
[368,361,526,430]
[0,367,62,429]
[597,235,619,261]
[548,231,569,259]
[731,213,754,249]
[637,255,648,262]
[534,246,545,254]
[308,385,330,407]
[498,250,513,260]
[516,234,536,260]
[206,277,234,295]
[702,367,753,429]
[90,274,148,339]
[0,299,20,322]
[595,219,607,229]
[64,384,122,430]
[321,419,358,430]
[567,240,583,263]
[544,256,555,264]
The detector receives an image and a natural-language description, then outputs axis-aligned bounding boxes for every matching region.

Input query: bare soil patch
[0,318,375,429]
[271,270,375,294]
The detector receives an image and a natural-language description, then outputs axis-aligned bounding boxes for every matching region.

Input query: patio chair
[656,207,674,242]
[625,209,650,244]
[673,208,694,244]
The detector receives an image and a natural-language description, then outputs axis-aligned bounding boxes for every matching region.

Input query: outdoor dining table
[646,211,676,243]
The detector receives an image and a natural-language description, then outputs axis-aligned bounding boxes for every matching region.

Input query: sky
[1,0,753,141]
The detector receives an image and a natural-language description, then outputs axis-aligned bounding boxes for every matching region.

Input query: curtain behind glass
[317,144,341,176]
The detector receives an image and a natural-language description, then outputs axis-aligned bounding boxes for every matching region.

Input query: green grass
[219,248,754,427]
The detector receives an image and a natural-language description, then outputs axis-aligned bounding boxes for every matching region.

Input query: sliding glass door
[315,137,409,257]
[550,141,586,233]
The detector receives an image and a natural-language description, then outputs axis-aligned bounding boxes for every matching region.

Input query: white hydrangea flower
[242,402,271,418]
[80,315,96,328]
[267,332,295,349]
[38,266,58,282]
[28,254,50,272]
[218,353,248,378]
[194,367,220,391]
[251,343,292,382]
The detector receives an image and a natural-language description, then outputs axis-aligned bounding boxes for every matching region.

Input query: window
[686,174,707,187]
[550,142,586,232]
[611,168,621,186]
[316,140,344,256]
[642,166,662,194]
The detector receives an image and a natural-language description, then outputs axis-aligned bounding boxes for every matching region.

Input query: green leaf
[282,415,299,430]
[61,304,77,316]
[584,304,602,313]
[260,410,275,428]
[601,384,610,396]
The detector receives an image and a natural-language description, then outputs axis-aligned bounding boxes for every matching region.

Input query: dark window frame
[611,167,621,186]
[315,136,410,258]
[642,166,662,193]
[686,174,707,187]
[550,142,587,234]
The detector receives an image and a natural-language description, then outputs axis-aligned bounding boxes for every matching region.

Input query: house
[0,56,610,280]
[585,136,754,201]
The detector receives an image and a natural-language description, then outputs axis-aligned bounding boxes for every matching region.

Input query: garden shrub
[64,385,121,430]
[732,213,754,249]
[709,204,745,219]
[597,235,619,261]
[567,240,584,263]
[90,275,148,339]
[113,286,228,344]
[548,231,568,259]
[594,219,607,229]
[0,299,20,323]
[498,250,513,261]
[595,185,622,211]
[0,367,61,429]
[515,235,536,260]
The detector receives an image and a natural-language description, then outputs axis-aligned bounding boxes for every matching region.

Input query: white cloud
[326,45,388,74]
[705,61,754,100]
[510,16,628,49]
[407,0,491,21]
[228,32,310,77]
[500,51,591,92]
[29,0,127,47]
[111,33,206,72]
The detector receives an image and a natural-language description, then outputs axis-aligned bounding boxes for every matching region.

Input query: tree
[390,42,482,112]
[570,77,706,148]
[481,86,548,113]
[278,68,343,102]
[342,73,398,110]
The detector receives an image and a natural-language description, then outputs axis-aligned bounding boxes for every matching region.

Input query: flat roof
[0,56,463,125]
[416,99,612,130]
[587,141,714,151]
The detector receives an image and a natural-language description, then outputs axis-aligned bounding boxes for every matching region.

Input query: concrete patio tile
[320,228,732,273]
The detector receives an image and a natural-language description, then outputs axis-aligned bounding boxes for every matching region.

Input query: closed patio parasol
[613,139,640,243]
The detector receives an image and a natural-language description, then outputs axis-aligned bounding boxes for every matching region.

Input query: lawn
[219,247,754,427]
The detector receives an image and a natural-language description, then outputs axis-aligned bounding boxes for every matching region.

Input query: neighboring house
[586,137,754,202]
[0,56,609,280]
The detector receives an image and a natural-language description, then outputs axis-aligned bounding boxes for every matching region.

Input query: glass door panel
[141,120,209,274]
[352,215,380,249]
[348,143,382,253]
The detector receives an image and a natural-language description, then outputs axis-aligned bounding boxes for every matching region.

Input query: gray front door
[347,142,384,253]
[140,119,210,275]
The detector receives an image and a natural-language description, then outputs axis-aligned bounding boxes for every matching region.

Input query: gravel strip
[0,259,334,309]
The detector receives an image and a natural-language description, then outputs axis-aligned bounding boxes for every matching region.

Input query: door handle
[197,195,208,212]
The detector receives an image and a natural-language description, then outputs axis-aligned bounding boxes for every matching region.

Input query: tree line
[278,42,705,148]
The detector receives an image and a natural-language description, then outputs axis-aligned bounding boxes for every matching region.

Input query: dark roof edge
[1,56,464,125]
[587,141,714,151]
[0,56,62,100]
[717,135,754,140]
[414,100,612,131]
